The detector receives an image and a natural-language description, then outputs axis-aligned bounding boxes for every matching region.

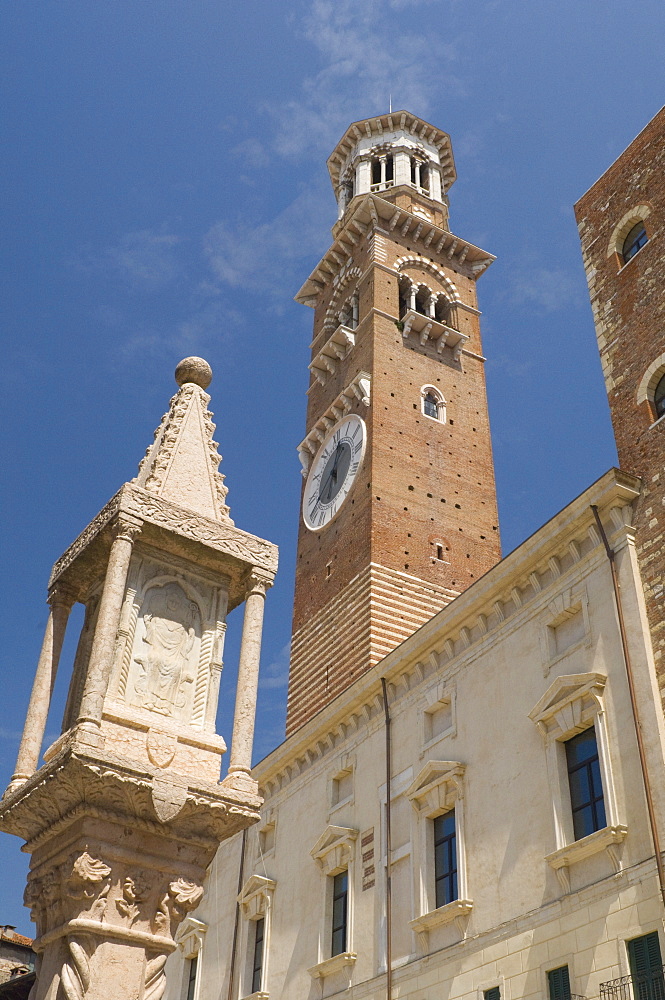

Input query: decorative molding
[308,951,357,980]
[310,825,357,876]
[409,898,473,937]
[545,825,628,892]
[238,875,276,920]
[298,373,371,473]
[309,324,356,384]
[406,761,465,817]
[529,672,606,740]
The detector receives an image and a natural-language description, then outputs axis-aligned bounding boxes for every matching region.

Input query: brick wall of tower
[288,207,501,733]
[574,107,665,685]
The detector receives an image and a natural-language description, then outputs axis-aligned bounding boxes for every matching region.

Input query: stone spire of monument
[133,356,232,522]
[0,359,278,1000]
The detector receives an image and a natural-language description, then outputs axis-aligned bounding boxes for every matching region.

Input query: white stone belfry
[0,357,278,1000]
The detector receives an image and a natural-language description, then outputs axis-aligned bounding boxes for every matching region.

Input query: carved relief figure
[134,583,200,717]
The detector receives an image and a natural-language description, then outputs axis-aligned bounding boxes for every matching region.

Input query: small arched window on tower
[415,285,431,317]
[622,221,648,263]
[434,294,451,326]
[654,372,665,420]
[421,385,446,423]
[399,278,412,319]
[371,154,394,191]
[410,156,428,192]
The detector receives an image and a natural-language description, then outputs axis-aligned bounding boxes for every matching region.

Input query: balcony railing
[600,968,665,1000]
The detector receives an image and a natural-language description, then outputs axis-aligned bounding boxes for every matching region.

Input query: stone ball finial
[175,357,213,389]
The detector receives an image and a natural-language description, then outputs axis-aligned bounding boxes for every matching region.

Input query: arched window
[654,372,665,419]
[398,279,412,319]
[421,386,446,422]
[434,295,450,326]
[622,222,648,263]
[371,155,394,190]
[415,285,430,316]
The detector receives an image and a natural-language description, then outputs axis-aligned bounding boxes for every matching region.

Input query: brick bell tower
[287,112,501,735]
[574,107,665,688]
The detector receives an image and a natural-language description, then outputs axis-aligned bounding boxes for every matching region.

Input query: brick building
[575,107,665,685]
[162,109,665,1000]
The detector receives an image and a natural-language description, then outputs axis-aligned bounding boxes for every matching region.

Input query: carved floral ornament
[406,761,465,817]
[310,825,358,877]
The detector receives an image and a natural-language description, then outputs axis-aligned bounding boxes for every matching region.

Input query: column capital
[113,514,143,543]
[244,568,274,598]
[47,583,78,610]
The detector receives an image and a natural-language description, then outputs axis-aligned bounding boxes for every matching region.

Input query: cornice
[254,468,640,800]
[295,194,495,307]
[327,111,456,192]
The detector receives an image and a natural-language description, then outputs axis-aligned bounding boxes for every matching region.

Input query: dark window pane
[434,810,457,907]
[424,394,439,418]
[331,871,348,957]
[654,374,665,419]
[251,918,264,994]
[566,728,606,840]
[186,956,198,1000]
[623,222,648,262]
[485,988,501,1000]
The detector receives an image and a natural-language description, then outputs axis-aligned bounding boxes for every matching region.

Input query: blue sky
[1,1,663,932]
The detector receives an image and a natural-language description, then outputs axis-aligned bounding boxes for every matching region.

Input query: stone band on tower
[288,112,501,735]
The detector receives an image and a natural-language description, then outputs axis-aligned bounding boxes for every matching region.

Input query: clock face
[303,415,366,530]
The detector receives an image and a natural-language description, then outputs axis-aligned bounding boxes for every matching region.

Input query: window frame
[636,354,665,425]
[529,673,626,891]
[309,826,358,979]
[622,222,648,264]
[237,875,276,999]
[420,385,446,423]
[175,917,207,1000]
[565,726,607,840]
[406,761,472,943]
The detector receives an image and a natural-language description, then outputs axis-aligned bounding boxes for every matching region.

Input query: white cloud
[106,229,182,291]
[260,642,291,692]
[507,267,584,313]
[268,0,463,161]
[204,183,330,299]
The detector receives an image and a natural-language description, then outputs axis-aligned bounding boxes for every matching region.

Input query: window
[548,965,571,1000]
[530,673,627,891]
[251,917,264,994]
[627,932,664,1000]
[565,727,606,840]
[424,393,439,419]
[331,871,348,957]
[185,956,198,1000]
[407,761,472,939]
[623,222,648,263]
[434,810,458,908]
[654,373,665,419]
[421,386,446,422]
[484,988,501,1000]
[237,875,275,997]
[175,917,206,1000]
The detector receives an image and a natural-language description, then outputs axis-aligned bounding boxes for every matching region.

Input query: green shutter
[548,966,571,1000]
[629,933,663,977]
[484,988,501,1000]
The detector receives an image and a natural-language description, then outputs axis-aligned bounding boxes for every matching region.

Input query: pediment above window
[406,761,465,817]
[310,825,358,876]
[529,673,606,740]
[238,874,276,920]
[175,916,207,959]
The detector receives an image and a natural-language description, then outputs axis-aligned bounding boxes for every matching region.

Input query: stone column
[76,515,142,733]
[223,570,273,793]
[6,586,75,794]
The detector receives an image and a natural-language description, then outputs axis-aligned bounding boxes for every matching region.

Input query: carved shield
[146,730,177,769]
[151,777,188,823]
